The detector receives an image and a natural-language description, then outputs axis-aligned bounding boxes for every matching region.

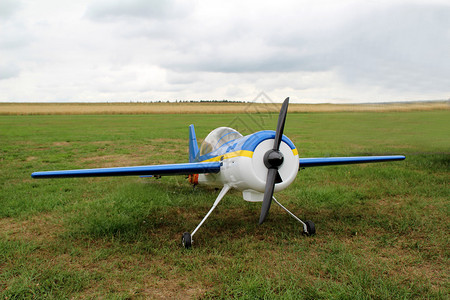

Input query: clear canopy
[199,127,243,155]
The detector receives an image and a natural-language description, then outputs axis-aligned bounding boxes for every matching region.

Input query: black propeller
[259,97,289,225]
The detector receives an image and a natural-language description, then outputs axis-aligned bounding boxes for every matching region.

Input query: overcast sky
[0,0,449,103]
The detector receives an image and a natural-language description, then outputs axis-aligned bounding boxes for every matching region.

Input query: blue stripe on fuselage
[198,130,296,162]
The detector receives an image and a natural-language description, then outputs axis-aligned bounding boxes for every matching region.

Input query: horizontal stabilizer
[32,162,221,179]
[299,155,405,168]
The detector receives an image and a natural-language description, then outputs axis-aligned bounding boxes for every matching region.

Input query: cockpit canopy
[199,127,243,156]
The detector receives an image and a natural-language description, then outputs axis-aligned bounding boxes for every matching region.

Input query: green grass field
[1,111,449,298]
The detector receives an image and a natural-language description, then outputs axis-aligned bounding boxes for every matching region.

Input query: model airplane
[32,98,405,248]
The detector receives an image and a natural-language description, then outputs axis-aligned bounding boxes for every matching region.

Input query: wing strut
[181,184,231,248]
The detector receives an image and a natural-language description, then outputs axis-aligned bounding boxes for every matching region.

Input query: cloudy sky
[0,0,449,103]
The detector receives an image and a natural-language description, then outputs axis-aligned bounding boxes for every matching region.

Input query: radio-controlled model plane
[32,98,405,248]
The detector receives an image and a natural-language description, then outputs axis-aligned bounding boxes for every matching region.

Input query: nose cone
[264,150,284,169]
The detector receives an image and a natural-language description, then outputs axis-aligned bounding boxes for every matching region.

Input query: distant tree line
[125,100,249,103]
[179,100,247,103]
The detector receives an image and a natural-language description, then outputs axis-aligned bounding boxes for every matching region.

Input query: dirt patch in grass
[66,250,199,298]
[87,141,115,145]
[140,278,206,299]
[1,211,206,298]
[339,228,449,292]
[0,214,64,243]
[79,150,183,167]
[80,154,148,168]
[151,138,186,144]
[2,202,447,298]
[76,140,187,167]
[52,141,71,146]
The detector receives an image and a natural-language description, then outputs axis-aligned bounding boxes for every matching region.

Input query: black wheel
[181,232,192,249]
[304,220,316,236]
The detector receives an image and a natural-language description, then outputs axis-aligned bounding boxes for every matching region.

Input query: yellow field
[0,101,448,115]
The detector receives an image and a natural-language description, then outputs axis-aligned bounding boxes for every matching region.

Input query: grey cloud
[151,4,449,95]
[333,4,450,93]
[0,22,33,49]
[85,0,188,21]
[0,0,21,20]
[1,0,448,102]
[0,63,20,80]
[162,53,324,73]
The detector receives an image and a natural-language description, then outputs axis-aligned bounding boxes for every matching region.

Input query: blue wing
[299,155,405,168]
[32,162,221,179]
[32,156,405,178]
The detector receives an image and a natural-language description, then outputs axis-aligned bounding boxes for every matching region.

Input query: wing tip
[299,155,406,168]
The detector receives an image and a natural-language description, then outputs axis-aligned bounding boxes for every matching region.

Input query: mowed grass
[0,111,448,298]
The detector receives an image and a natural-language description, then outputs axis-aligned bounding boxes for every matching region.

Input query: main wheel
[304,220,316,236]
[181,232,192,249]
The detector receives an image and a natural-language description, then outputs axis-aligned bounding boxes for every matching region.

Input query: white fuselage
[198,139,299,202]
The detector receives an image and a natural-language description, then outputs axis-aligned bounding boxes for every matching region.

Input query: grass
[0,110,449,298]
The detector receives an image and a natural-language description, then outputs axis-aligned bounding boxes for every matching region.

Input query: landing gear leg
[181,185,231,249]
[272,197,315,236]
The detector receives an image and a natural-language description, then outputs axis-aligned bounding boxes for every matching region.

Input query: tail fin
[189,124,200,163]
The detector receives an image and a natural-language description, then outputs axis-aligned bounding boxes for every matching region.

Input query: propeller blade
[273,97,289,151]
[275,170,283,184]
[259,168,277,224]
[260,97,290,225]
